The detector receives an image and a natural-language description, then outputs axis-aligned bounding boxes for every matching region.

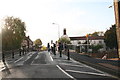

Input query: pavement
[0,51,28,72]
[64,51,120,79]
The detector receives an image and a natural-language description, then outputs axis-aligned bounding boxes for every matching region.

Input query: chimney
[63,28,66,35]
[27,36,29,39]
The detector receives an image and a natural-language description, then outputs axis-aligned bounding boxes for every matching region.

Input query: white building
[69,36,106,52]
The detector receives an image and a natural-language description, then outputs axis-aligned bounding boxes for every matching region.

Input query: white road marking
[31,64,40,65]
[16,63,24,66]
[14,57,23,63]
[31,64,51,65]
[69,58,105,74]
[26,52,32,56]
[57,54,117,78]
[80,63,105,73]
[31,52,43,65]
[31,54,39,65]
[24,53,33,62]
[35,54,39,59]
[49,52,53,61]
[14,52,33,63]
[66,70,111,77]
[59,63,83,67]
[0,62,10,72]
[70,58,80,64]
[0,67,6,72]
[16,60,25,66]
[56,65,76,80]
[65,57,117,78]
[16,52,35,65]
[79,64,119,79]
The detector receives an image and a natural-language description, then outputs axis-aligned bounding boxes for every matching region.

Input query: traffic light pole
[114,0,120,59]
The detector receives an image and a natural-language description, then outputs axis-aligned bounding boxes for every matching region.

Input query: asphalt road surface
[0,51,118,80]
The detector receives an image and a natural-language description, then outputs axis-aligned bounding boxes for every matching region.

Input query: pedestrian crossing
[15,51,53,66]
[15,52,36,66]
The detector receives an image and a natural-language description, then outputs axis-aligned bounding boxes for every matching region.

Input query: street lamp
[52,23,60,39]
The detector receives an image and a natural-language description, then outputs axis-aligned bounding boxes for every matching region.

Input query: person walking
[47,43,50,52]
[59,42,63,57]
[53,43,56,55]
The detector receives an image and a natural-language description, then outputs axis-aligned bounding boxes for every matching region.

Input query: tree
[2,16,26,51]
[89,31,104,36]
[34,39,42,48]
[104,24,118,49]
[58,37,71,44]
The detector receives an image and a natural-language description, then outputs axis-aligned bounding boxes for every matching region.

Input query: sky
[0,0,115,46]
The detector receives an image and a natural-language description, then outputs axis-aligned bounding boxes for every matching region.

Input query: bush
[90,44,103,53]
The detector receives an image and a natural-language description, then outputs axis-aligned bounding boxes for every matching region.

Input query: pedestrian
[59,42,63,57]
[53,43,56,55]
[51,46,53,54]
[47,43,50,52]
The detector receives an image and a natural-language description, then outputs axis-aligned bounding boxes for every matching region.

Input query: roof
[24,36,33,44]
[69,36,104,40]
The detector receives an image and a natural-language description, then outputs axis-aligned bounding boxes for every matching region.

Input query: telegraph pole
[114,0,120,59]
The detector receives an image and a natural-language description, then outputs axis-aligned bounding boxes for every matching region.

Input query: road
[0,51,118,80]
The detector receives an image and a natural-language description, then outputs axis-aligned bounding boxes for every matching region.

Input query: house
[21,36,33,50]
[69,36,106,52]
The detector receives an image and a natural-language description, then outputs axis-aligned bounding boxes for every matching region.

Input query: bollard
[60,50,62,57]
[2,52,5,62]
[24,49,26,54]
[67,49,70,60]
[53,43,56,55]
[12,51,14,59]
[19,49,21,56]
[22,49,24,55]
[59,42,63,57]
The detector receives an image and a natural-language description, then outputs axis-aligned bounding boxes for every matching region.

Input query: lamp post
[0,26,5,62]
[114,0,120,59]
[52,23,60,39]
